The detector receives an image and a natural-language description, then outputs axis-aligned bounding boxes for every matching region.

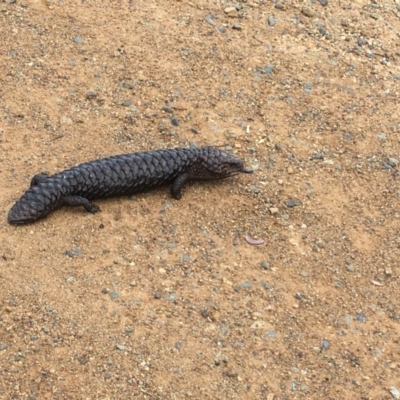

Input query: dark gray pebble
[285,199,300,208]
[86,91,97,100]
[261,261,270,270]
[154,292,162,299]
[171,118,179,126]
[175,342,182,350]
[101,288,109,294]
[200,309,209,318]
[64,250,75,257]
[356,312,366,323]
[162,105,174,113]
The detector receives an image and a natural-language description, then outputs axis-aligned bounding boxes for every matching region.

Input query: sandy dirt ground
[1,0,400,399]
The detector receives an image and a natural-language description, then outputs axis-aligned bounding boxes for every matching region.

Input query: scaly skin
[8,146,253,224]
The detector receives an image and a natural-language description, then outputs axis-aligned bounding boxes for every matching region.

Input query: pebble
[269,207,279,215]
[116,344,125,351]
[260,65,274,74]
[130,281,137,287]
[275,2,284,10]
[389,387,400,399]
[0,343,7,350]
[175,342,182,350]
[268,16,276,26]
[346,264,355,272]
[320,0,328,5]
[343,314,352,326]
[73,36,84,44]
[101,288,109,294]
[110,291,119,300]
[355,312,366,323]
[162,105,173,113]
[171,118,179,126]
[60,116,73,126]
[285,199,300,208]
[387,158,399,167]
[241,281,252,288]
[154,292,161,299]
[204,15,216,26]
[66,276,75,283]
[321,340,330,350]
[224,6,236,14]
[122,99,132,107]
[86,91,97,99]
[301,7,315,17]
[261,261,270,270]
[232,24,242,31]
[377,133,387,140]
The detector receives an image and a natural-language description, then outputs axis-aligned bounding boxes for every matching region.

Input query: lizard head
[193,147,253,180]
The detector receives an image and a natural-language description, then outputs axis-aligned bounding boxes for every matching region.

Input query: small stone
[301,7,315,17]
[377,133,387,140]
[204,15,215,26]
[346,265,355,272]
[300,271,308,277]
[101,288,109,294]
[175,342,182,350]
[73,36,84,44]
[275,2,284,10]
[385,268,392,276]
[130,280,137,287]
[260,261,270,270]
[154,292,161,299]
[269,207,279,215]
[285,199,300,208]
[116,344,125,351]
[232,23,242,30]
[321,340,330,350]
[343,314,352,326]
[267,16,276,26]
[122,99,132,107]
[387,158,399,167]
[389,387,400,399]
[60,116,73,126]
[224,6,236,14]
[86,91,97,99]
[159,268,166,274]
[110,291,119,300]
[241,281,252,288]
[320,0,328,5]
[0,343,8,350]
[66,276,75,283]
[287,167,294,174]
[355,312,366,323]
[171,118,179,126]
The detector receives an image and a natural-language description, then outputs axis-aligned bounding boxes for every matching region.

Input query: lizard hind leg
[63,195,101,213]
